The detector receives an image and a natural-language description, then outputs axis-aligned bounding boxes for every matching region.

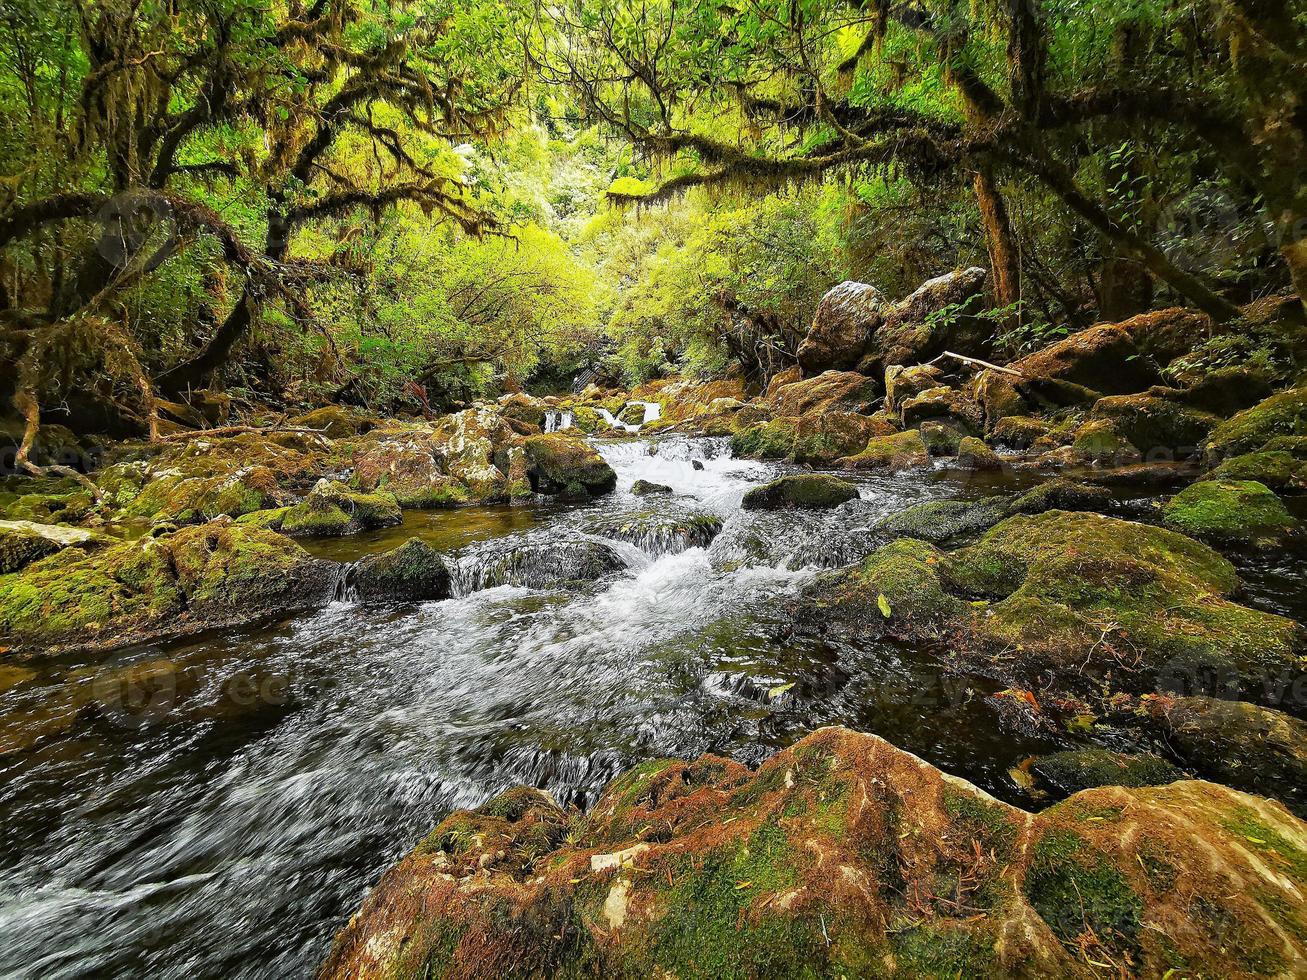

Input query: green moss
[1024,828,1143,956]
[1206,449,1307,492]
[874,499,1009,544]
[523,434,618,497]
[1219,807,1307,883]
[1206,386,1307,460]
[730,418,797,460]
[280,500,356,537]
[889,924,1000,978]
[1032,750,1182,794]
[1163,479,1297,546]
[741,474,858,511]
[856,538,965,625]
[941,789,1019,864]
[840,429,928,470]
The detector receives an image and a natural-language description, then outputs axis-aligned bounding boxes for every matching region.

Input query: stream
[0,435,1295,977]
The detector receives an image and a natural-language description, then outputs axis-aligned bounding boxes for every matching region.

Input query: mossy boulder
[918,420,965,456]
[1205,387,1307,461]
[874,499,1011,544]
[451,539,627,591]
[797,280,885,374]
[883,363,944,414]
[630,479,672,496]
[1069,418,1142,464]
[817,511,1305,702]
[352,538,451,602]
[1031,749,1182,795]
[0,520,110,574]
[839,429,929,471]
[1089,393,1219,457]
[1012,324,1164,394]
[1163,479,1298,547]
[792,412,890,465]
[120,464,290,525]
[1205,436,1307,493]
[955,436,1002,470]
[741,474,859,511]
[991,415,1054,450]
[729,417,798,460]
[1137,696,1306,814]
[0,521,333,654]
[1165,366,1275,417]
[522,434,617,498]
[289,405,378,439]
[321,726,1307,979]
[765,370,879,417]
[899,386,984,434]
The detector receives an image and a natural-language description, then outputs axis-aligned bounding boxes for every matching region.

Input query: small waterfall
[588,511,723,557]
[447,537,631,597]
[330,562,359,603]
[591,401,660,433]
[543,410,573,433]
[641,401,661,424]
[594,407,635,432]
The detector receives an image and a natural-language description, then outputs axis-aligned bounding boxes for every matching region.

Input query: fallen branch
[929,350,1025,378]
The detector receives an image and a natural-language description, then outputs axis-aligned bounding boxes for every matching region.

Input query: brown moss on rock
[321,727,1307,979]
[1206,387,1307,461]
[1011,324,1164,395]
[741,475,859,511]
[522,434,617,498]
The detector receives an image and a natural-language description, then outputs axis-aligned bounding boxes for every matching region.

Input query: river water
[0,435,1286,977]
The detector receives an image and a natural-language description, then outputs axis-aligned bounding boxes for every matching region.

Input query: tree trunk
[973,166,1020,310]
[1099,256,1153,321]
[155,295,253,396]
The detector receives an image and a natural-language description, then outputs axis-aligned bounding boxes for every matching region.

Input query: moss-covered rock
[918,420,965,456]
[729,417,798,460]
[1012,324,1164,394]
[883,363,945,414]
[991,415,1053,449]
[1031,749,1182,795]
[899,385,984,434]
[1069,418,1142,464]
[765,370,879,417]
[322,726,1307,979]
[1163,479,1298,547]
[630,479,672,496]
[522,434,617,498]
[741,474,859,511]
[1205,436,1307,493]
[1137,696,1306,814]
[839,429,929,471]
[289,405,379,439]
[0,521,333,654]
[352,538,451,602]
[1205,387,1307,461]
[452,539,627,591]
[874,499,1010,544]
[1089,393,1219,457]
[792,412,890,465]
[0,520,109,574]
[816,511,1304,702]
[1006,479,1112,515]
[955,436,1002,470]
[120,464,290,525]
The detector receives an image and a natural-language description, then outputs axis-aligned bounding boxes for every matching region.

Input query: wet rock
[1205,387,1307,461]
[883,363,944,414]
[1069,419,1142,464]
[0,520,109,574]
[350,426,467,507]
[875,499,1010,544]
[119,464,291,525]
[839,430,929,471]
[763,365,802,400]
[1205,437,1307,492]
[741,475,859,511]
[919,420,965,456]
[451,539,627,592]
[1088,394,1219,457]
[1031,749,1182,795]
[630,480,672,496]
[308,481,403,528]
[1006,479,1112,515]
[955,436,1002,470]
[765,370,880,417]
[859,266,989,374]
[1011,324,1164,395]
[322,726,1307,980]
[1137,696,1306,813]
[797,281,884,375]
[899,386,984,434]
[496,393,548,430]
[0,521,333,655]
[522,434,617,498]
[991,415,1053,450]
[352,538,451,602]
[1162,479,1298,547]
[588,511,723,555]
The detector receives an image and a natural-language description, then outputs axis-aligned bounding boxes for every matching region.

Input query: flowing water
[0,436,1294,977]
